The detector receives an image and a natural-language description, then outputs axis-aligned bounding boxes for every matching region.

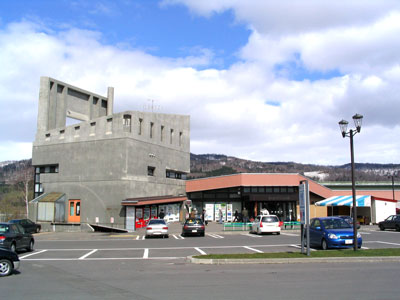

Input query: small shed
[29,192,66,223]
[315,195,396,224]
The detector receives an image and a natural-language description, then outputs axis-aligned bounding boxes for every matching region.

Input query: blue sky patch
[274,53,342,81]
[265,100,281,107]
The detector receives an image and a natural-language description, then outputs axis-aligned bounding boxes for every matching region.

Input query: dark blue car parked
[306,217,362,250]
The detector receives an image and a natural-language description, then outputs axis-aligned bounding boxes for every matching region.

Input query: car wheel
[200,232,205,237]
[27,239,34,252]
[10,243,16,253]
[276,232,280,235]
[321,239,328,250]
[165,234,169,238]
[379,225,385,231]
[0,259,13,277]
[396,225,400,232]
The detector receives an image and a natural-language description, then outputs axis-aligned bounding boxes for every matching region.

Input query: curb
[188,256,400,265]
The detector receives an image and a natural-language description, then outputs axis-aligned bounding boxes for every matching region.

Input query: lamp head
[338,119,349,137]
[352,113,363,133]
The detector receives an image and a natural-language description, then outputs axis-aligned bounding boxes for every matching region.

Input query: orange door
[68,200,81,223]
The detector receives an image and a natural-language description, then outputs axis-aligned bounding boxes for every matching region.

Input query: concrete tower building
[30,77,190,231]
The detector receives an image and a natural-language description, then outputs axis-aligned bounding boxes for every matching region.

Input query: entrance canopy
[122,195,187,206]
[315,195,371,207]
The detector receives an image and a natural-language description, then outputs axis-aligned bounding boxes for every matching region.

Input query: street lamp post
[339,113,363,251]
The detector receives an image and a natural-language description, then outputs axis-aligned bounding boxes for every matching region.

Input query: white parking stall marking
[359,232,370,235]
[172,234,185,240]
[241,233,262,238]
[376,241,400,246]
[19,249,47,259]
[243,246,263,253]
[142,235,146,240]
[143,248,149,259]
[290,244,317,251]
[136,236,140,240]
[79,249,98,260]
[208,233,224,239]
[194,247,207,255]
[361,246,369,249]
[280,232,298,237]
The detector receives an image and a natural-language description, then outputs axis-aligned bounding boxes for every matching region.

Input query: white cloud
[1,0,400,165]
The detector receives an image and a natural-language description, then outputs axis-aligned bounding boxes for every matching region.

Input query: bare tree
[12,161,34,217]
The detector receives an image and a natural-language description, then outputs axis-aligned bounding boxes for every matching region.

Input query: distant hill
[189,153,400,182]
[1,155,399,184]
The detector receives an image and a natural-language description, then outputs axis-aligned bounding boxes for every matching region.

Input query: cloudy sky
[1,0,399,165]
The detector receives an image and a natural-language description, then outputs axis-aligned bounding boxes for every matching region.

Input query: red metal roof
[186,173,333,198]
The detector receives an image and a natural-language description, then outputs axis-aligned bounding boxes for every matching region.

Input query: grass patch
[193,248,400,259]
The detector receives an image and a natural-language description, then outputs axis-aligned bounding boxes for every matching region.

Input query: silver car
[251,215,281,235]
[145,219,169,238]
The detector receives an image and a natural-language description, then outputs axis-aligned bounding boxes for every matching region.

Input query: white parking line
[143,248,149,259]
[195,247,207,255]
[280,233,298,237]
[290,244,317,251]
[241,233,262,238]
[142,235,146,240]
[79,249,98,260]
[243,246,263,253]
[208,233,224,239]
[136,236,140,240]
[376,241,400,246]
[172,234,185,240]
[19,249,47,259]
[359,232,370,235]
[361,246,369,249]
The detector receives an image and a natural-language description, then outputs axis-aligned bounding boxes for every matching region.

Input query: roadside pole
[299,180,310,256]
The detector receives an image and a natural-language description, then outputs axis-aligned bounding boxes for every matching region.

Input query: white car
[251,215,281,235]
[145,219,169,238]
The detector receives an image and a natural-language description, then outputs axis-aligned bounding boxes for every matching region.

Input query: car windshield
[262,216,279,222]
[0,224,10,233]
[148,220,166,225]
[322,218,352,229]
[185,219,203,225]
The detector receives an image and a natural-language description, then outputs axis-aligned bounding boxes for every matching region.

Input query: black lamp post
[339,113,363,251]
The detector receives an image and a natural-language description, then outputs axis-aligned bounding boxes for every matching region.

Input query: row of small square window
[148,166,187,180]
[45,115,184,146]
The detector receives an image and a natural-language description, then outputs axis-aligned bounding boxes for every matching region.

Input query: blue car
[306,217,362,250]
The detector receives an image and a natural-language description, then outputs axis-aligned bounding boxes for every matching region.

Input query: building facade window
[150,122,154,138]
[148,166,155,176]
[166,170,187,180]
[123,115,131,132]
[170,129,174,144]
[160,125,164,142]
[33,164,59,198]
[179,131,183,146]
[139,118,143,135]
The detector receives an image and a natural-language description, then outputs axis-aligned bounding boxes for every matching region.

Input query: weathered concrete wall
[37,77,112,135]
[33,78,190,230]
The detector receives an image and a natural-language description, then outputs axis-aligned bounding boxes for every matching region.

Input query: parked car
[0,222,35,253]
[378,215,400,231]
[251,215,282,235]
[0,248,20,277]
[145,219,169,238]
[182,218,205,237]
[305,217,362,250]
[337,216,360,229]
[9,219,41,233]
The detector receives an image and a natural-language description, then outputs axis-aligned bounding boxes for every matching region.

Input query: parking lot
[18,226,400,262]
